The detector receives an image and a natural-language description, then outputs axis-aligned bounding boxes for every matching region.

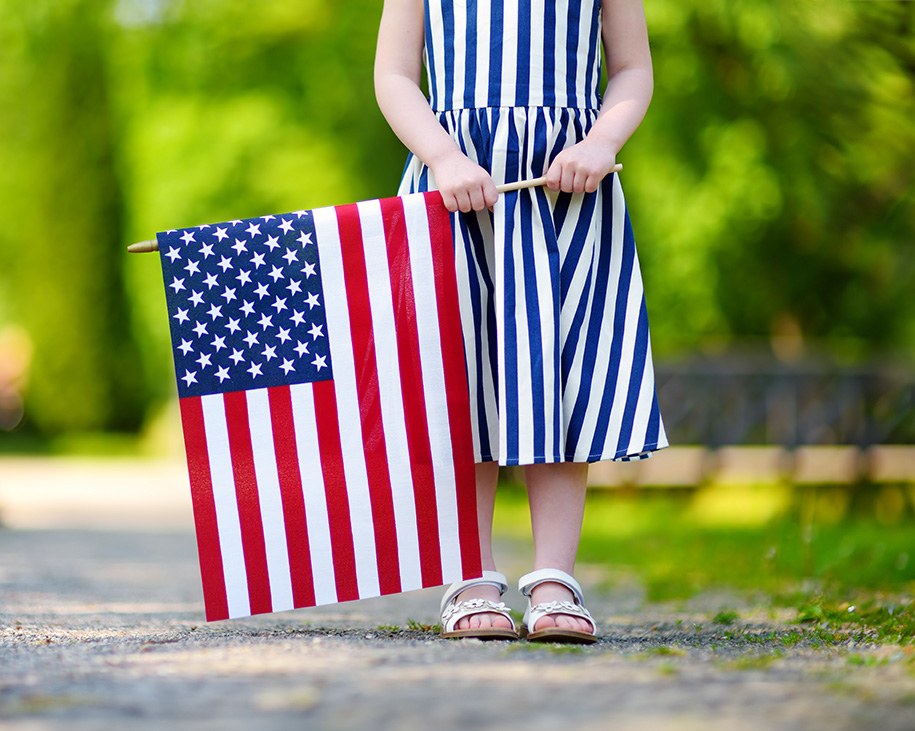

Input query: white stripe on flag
[402,194,462,581]
[246,387,295,612]
[311,206,381,599]
[357,199,424,592]
[200,393,250,619]
[289,381,338,606]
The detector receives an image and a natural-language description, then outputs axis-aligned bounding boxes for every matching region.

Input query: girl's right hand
[429,150,499,213]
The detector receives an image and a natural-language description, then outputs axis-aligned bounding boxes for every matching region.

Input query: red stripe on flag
[179,397,230,621]
[222,390,273,615]
[379,196,443,588]
[312,379,359,602]
[267,386,317,608]
[335,203,402,596]
[424,192,483,579]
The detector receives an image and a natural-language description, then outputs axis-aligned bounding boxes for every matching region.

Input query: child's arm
[545,0,654,194]
[374,0,498,212]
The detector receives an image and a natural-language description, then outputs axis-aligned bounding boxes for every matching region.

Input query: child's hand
[429,150,499,213]
[544,140,618,194]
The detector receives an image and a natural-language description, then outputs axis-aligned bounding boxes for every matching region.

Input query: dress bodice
[423,0,604,111]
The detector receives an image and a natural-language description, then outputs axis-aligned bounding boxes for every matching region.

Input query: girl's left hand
[544,139,618,194]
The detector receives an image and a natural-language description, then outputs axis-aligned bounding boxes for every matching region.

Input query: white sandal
[440,570,519,640]
[518,568,597,644]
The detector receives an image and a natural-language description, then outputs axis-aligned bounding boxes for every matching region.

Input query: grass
[493,481,915,645]
[722,650,785,671]
[713,610,740,626]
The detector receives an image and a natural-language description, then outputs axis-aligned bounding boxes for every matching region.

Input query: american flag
[158,192,482,621]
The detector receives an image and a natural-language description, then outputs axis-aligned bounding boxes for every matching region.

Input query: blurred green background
[0,0,913,626]
[0,0,912,444]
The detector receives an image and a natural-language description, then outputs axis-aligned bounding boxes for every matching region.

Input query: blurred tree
[0,0,146,434]
[113,0,405,400]
[631,0,915,359]
[0,0,913,440]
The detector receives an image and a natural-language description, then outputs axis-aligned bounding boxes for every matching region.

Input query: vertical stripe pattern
[171,194,482,620]
[424,0,604,111]
[399,1,669,465]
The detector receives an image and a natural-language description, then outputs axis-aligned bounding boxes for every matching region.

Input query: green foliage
[632,0,915,358]
[796,600,915,645]
[712,610,740,626]
[0,0,145,434]
[0,0,913,437]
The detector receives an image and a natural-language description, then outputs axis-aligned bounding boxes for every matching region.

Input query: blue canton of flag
[158,212,332,398]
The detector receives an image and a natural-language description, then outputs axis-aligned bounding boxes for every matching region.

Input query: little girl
[375,0,668,643]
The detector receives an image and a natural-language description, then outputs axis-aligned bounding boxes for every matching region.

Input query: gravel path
[1,459,913,730]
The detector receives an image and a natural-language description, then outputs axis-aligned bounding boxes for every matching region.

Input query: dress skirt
[399,105,668,466]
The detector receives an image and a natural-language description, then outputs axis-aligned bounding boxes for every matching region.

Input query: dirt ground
[1,458,913,731]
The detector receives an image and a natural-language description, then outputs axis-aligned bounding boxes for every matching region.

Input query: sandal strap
[441,598,516,633]
[525,600,596,635]
[439,570,508,614]
[517,568,584,604]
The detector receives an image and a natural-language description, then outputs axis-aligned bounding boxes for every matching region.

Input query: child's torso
[424,0,604,112]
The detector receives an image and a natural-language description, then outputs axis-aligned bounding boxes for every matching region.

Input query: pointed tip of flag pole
[128,239,159,254]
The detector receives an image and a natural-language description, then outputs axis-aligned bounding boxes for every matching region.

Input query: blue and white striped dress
[399,0,668,465]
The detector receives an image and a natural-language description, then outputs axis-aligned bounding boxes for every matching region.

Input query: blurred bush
[0,0,912,440]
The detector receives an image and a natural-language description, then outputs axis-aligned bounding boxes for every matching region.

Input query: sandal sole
[523,628,597,645]
[440,628,519,641]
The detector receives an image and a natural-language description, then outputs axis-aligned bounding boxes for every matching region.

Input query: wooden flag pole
[493,163,622,194]
[127,239,159,254]
[126,166,622,254]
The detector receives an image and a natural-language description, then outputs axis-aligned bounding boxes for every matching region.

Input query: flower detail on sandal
[518,569,597,644]
[440,571,519,640]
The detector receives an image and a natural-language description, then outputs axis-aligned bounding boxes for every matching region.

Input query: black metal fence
[655,353,915,449]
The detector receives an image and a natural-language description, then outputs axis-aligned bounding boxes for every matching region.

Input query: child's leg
[452,461,513,631]
[524,462,593,634]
